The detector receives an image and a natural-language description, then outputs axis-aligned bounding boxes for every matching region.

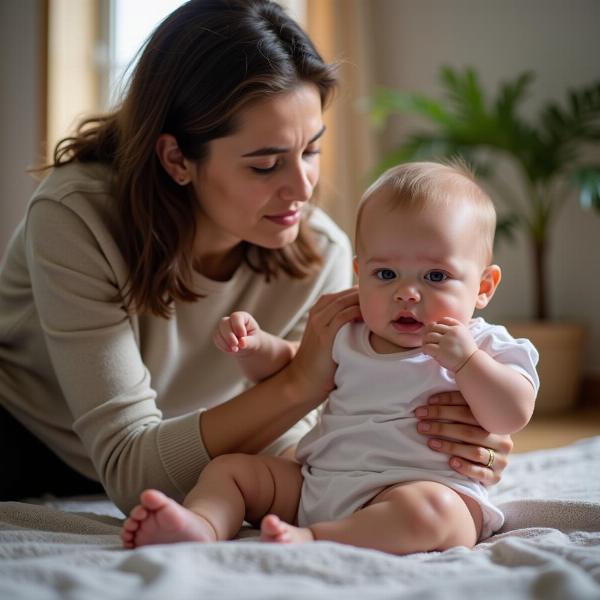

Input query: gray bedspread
[1,437,599,599]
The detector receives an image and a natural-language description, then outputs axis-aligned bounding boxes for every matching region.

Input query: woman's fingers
[416,420,491,444]
[415,390,513,486]
[289,287,361,398]
[424,436,508,470]
[329,304,362,332]
[310,287,359,329]
[415,404,480,426]
[427,391,468,406]
[304,288,360,348]
[418,424,512,486]
[449,459,501,486]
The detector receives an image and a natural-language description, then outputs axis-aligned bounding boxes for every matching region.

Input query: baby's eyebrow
[365,256,457,269]
[241,125,326,157]
[365,257,391,265]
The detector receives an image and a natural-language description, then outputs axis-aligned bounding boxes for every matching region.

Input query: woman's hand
[287,287,361,404]
[414,391,513,486]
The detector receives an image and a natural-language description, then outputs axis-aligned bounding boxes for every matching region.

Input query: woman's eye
[251,163,278,174]
[425,270,448,283]
[375,269,396,281]
[303,147,321,158]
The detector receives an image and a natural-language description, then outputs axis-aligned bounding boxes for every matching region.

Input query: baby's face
[355,191,492,354]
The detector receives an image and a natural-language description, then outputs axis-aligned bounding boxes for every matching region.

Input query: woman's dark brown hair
[53,0,338,317]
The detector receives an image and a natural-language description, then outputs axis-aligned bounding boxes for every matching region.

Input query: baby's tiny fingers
[421,343,437,358]
[427,323,451,334]
[423,331,443,343]
[225,331,241,351]
[213,331,230,353]
[434,317,460,327]
[229,313,249,338]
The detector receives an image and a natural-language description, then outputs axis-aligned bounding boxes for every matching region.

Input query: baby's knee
[414,490,454,536]
[201,453,262,481]
[390,483,467,547]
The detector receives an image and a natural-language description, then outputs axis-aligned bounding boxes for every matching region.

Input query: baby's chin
[370,332,422,354]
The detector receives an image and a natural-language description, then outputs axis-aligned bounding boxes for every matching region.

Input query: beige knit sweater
[0,162,353,511]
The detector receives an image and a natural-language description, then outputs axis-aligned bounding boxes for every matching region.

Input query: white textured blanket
[1,437,599,600]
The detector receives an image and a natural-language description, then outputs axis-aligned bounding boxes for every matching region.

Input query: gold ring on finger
[485,448,495,469]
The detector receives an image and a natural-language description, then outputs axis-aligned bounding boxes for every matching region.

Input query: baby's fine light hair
[355,160,497,263]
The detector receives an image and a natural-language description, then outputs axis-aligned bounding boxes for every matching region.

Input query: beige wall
[0,0,43,256]
[369,0,600,376]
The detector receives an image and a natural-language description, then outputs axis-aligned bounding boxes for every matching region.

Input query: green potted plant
[369,67,600,412]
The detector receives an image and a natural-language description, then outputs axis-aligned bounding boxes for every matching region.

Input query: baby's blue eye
[375,269,396,281]
[425,270,448,283]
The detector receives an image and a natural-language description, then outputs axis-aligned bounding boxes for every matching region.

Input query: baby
[122,161,538,554]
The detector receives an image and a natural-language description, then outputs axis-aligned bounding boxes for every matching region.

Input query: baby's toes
[129,505,148,521]
[122,517,141,532]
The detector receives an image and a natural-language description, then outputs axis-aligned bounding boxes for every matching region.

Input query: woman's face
[189,83,324,258]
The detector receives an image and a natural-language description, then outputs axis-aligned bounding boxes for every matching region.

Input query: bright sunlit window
[107,0,187,106]
[107,0,306,106]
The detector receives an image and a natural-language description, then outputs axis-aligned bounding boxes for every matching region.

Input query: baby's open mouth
[395,317,420,325]
[392,316,423,332]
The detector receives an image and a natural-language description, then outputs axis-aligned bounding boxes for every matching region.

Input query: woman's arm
[414,392,513,486]
[200,287,360,458]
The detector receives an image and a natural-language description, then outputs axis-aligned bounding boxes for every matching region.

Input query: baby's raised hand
[423,317,478,373]
[213,311,262,354]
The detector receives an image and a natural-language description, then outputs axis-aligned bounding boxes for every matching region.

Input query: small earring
[177,177,188,185]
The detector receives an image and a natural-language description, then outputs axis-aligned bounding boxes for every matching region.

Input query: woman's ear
[476,265,502,309]
[155,134,192,185]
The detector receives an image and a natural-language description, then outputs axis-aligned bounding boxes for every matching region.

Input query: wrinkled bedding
[1,437,599,600]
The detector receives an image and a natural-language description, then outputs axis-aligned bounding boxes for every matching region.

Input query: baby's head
[354,161,502,353]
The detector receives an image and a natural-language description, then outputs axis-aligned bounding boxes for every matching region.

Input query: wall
[0,0,43,256]
[369,0,600,376]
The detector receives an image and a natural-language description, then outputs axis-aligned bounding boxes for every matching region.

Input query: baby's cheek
[431,296,468,323]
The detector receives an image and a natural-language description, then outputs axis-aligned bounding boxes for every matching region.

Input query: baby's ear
[476,265,501,309]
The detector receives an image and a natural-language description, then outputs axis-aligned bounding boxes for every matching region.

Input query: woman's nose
[280,163,314,203]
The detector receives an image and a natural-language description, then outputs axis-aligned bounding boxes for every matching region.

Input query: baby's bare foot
[121,489,217,548]
[260,514,314,544]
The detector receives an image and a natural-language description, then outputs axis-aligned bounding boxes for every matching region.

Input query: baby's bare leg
[310,480,481,554]
[182,453,303,540]
[121,454,302,548]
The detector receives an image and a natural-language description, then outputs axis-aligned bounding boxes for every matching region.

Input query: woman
[0,0,511,512]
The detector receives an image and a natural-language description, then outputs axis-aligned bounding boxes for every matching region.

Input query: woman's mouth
[264,210,301,226]
[391,316,423,333]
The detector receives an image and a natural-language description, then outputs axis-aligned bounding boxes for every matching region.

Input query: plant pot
[505,321,585,415]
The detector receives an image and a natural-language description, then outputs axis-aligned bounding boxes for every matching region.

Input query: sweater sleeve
[25,199,210,512]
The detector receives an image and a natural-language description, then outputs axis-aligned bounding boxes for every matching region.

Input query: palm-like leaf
[574,166,600,210]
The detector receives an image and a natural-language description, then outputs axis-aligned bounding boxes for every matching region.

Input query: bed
[1,436,599,600]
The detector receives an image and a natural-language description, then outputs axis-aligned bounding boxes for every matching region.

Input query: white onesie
[296,318,539,540]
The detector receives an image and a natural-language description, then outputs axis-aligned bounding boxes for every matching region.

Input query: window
[106,0,187,106]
